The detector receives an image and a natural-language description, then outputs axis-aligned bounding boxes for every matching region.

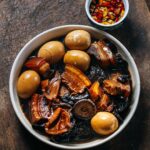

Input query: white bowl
[85,0,129,28]
[9,25,140,149]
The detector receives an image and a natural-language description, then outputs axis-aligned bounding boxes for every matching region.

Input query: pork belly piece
[30,94,50,124]
[103,73,131,97]
[87,40,115,68]
[45,107,72,135]
[62,65,91,93]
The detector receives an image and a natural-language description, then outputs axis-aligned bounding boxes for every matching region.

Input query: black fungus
[115,54,128,69]
[69,90,90,101]
[117,74,130,83]
[42,69,55,80]
[114,97,129,113]
[51,102,72,110]
[51,60,65,73]
[109,53,129,74]
[70,121,94,140]
[113,111,123,122]
[52,120,95,143]
[60,90,90,106]
[87,65,106,83]
[61,94,69,103]
[103,38,118,54]
[68,100,74,106]
[32,123,45,132]
[112,96,130,122]
[111,95,129,111]
[60,94,75,106]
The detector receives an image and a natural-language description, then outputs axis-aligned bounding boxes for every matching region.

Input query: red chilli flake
[90,0,125,25]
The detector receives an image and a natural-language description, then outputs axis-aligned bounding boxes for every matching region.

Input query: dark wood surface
[0,0,150,150]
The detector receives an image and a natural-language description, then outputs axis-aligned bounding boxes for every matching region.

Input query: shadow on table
[90,17,149,54]
[108,18,149,54]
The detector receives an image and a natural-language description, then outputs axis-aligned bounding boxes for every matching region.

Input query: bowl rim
[9,24,140,149]
[85,0,129,27]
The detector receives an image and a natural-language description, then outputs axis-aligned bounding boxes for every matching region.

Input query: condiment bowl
[9,25,140,149]
[85,0,129,28]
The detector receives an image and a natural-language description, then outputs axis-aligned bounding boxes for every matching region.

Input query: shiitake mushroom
[72,99,96,120]
[65,30,91,50]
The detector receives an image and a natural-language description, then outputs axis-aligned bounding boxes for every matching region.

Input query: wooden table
[0,0,150,149]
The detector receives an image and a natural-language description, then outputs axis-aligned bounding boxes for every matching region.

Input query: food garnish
[90,0,125,25]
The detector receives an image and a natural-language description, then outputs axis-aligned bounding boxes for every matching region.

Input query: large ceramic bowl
[9,25,140,149]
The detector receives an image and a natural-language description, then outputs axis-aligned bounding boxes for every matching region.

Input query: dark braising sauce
[19,34,132,143]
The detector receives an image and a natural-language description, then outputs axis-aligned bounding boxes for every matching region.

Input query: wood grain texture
[0,0,150,150]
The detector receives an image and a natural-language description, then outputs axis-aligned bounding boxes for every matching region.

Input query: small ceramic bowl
[85,0,129,28]
[9,25,140,149]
